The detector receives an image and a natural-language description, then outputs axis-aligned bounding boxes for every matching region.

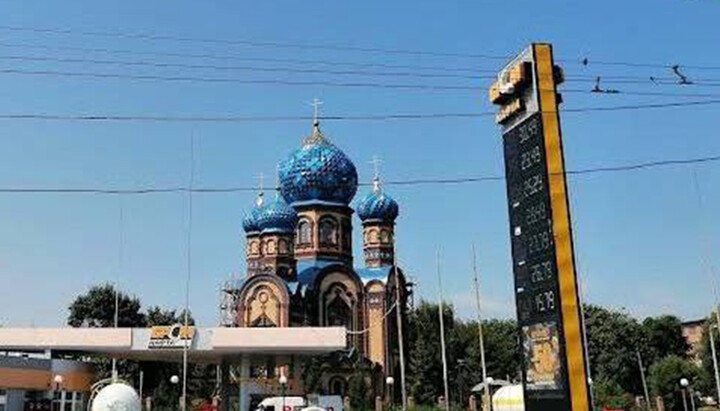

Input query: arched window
[266,239,276,254]
[251,314,277,327]
[328,377,347,396]
[319,217,338,246]
[380,230,390,243]
[326,294,352,328]
[297,220,312,245]
[369,229,379,244]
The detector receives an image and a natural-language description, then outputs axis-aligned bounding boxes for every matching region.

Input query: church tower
[242,192,265,277]
[255,193,299,281]
[278,120,358,265]
[357,176,399,268]
[242,189,299,280]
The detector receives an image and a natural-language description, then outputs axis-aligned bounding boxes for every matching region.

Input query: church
[229,117,409,403]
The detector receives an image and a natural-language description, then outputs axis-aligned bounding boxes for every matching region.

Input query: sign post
[490,43,591,411]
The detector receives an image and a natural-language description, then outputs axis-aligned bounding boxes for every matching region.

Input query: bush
[593,379,635,411]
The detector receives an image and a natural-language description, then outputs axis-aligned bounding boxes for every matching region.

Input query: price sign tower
[489,44,591,411]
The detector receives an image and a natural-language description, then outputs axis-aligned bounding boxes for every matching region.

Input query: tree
[68,283,146,327]
[67,284,211,409]
[642,315,689,365]
[584,304,645,395]
[146,306,195,326]
[450,319,520,404]
[406,301,455,405]
[648,355,699,411]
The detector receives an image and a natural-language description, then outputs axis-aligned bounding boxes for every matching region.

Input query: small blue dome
[357,179,399,223]
[279,122,358,206]
[255,196,299,233]
[242,194,265,234]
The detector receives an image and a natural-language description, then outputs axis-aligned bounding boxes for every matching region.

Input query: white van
[256,395,344,411]
[256,396,306,411]
[309,395,343,411]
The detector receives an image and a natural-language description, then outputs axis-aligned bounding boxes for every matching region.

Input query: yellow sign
[492,44,590,411]
[148,324,196,349]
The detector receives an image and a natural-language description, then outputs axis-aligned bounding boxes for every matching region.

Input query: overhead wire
[0,54,492,80]
[0,25,511,60]
[2,24,720,71]
[4,53,720,87]
[0,68,483,91]
[0,99,719,124]
[0,41,490,74]
[3,67,720,100]
[1,153,720,195]
[2,41,719,85]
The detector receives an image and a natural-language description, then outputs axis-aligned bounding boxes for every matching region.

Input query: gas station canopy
[0,327,346,363]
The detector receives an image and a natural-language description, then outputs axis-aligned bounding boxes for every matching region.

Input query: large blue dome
[255,196,299,233]
[279,122,358,206]
[242,194,265,233]
[357,179,399,223]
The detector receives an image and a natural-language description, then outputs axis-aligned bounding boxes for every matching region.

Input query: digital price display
[493,44,591,411]
[504,112,568,406]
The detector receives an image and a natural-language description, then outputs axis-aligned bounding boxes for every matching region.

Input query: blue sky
[1,0,720,327]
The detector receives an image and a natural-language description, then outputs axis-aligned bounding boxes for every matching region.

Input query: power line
[0,54,491,81]
[3,24,720,71]
[0,68,481,91]
[0,25,511,60]
[0,42,489,74]
[5,54,720,87]
[3,66,720,99]
[1,153,719,195]
[4,41,718,84]
[0,99,718,123]
[575,58,720,72]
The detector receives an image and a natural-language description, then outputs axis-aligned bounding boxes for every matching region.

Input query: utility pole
[694,171,720,406]
[181,135,196,411]
[437,248,450,411]
[471,245,490,411]
[636,349,651,410]
[393,251,408,410]
[710,323,720,405]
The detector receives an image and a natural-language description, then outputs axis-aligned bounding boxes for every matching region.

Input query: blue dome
[357,180,399,223]
[242,194,265,234]
[255,196,299,233]
[279,123,358,206]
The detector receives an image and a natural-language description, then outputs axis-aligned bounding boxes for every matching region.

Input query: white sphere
[170,375,180,384]
[92,383,141,411]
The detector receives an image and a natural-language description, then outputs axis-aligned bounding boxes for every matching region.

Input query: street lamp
[53,375,65,411]
[681,378,691,411]
[386,376,395,410]
[279,374,288,411]
[170,375,181,409]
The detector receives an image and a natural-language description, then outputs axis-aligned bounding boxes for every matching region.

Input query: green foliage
[68,283,146,327]
[67,283,209,408]
[347,371,373,410]
[406,301,520,408]
[584,304,645,395]
[593,379,635,410]
[648,355,699,411]
[146,306,195,326]
[642,316,689,365]
[407,301,456,405]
